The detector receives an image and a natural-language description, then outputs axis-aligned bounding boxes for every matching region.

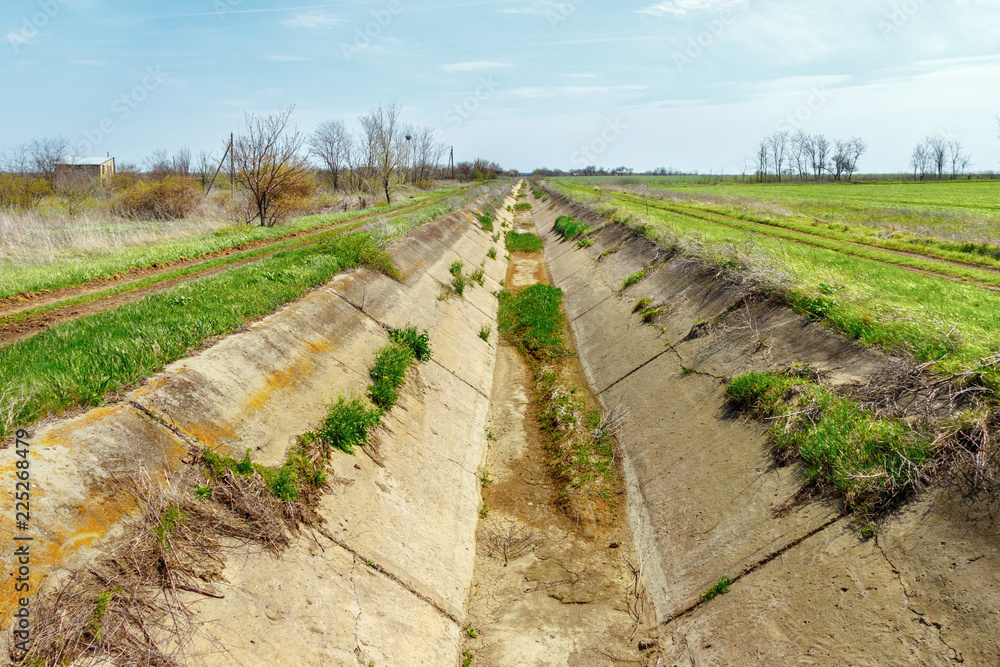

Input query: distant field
[562,176,1000,213]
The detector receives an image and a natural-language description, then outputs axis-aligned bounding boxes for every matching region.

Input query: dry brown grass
[11,458,305,667]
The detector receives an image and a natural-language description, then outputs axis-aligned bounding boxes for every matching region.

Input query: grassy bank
[0,234,397,439]
[0,184,468,299]
[546,180,1000,391]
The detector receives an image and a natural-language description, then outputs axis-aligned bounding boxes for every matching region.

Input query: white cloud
[441,61,511,72]
[638,0,747,16]
[281,12,341,28]
[265,55,311,62]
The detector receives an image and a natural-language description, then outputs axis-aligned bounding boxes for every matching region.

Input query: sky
[2,0,1000,174]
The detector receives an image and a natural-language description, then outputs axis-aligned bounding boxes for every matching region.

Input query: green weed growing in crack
[701,575,731,602]
[479,323,492,342]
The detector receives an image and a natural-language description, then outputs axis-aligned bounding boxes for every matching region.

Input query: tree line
[752,131,867,182]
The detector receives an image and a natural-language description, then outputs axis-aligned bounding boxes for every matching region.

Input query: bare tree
[812,134,831,179]
[2,143,32,175]
[768,131,788,182]
[845,137,867,179]
[790,130,811,179]
[910,143,929,181]
[948,140,969,178]
[359,101,405,203]
[755,139,769,182]
[172,147,192,176]
[309,119,353,190]
[232,106,312,227]
[831,139,849,181]
[145,149,172,178]
[29,136,70,185]
[926,136,947,179]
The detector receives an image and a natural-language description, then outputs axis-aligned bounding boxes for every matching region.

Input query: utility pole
[449,146,454,179]
[229,132,234,191]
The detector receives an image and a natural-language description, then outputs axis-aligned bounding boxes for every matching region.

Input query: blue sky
[3,0,1000,173]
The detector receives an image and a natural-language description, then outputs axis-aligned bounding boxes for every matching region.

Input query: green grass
[0,233,398,438]
[452,272,467,296]
[633,297,653,313]
[701,575,731,602]
[487,247,497,260]
[470,267,485,286]
[368,342,414,411]
[450,259,464,276]
[505,231,543,253]
[479,213,494,233]
[514,203,532,211]
[479,323,491,342]
[497,284,566,359]
[388,325,432,362]
[0,185,467,299]
[554,215,590,239]
[622,269,647,289]
[314,396,384,455]
[154,505,186,547]
[727,371,932,517]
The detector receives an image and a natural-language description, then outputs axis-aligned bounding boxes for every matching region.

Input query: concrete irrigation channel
[2,178,999,665]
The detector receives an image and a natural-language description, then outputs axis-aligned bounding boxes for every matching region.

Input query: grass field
[0,184,470,299]
[548,179,1000,390]
[563,177,1000,246]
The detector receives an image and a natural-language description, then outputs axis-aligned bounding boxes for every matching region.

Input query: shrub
[488,247,497,260]
[0,173,51,210]
[450,259,464,276]
[453,272,467,296]
[471,267,486,285]
[479,214,494,232]
[110,176,202,220]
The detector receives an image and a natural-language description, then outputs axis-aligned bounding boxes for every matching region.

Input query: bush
[110,176,202,220]
[0,173,51,210]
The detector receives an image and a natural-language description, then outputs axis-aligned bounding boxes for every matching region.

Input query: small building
[54,156,116,183]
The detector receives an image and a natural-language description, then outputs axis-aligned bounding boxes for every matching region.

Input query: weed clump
[369,342,415,411]
[727,370,932,518]
[389,325,432,362]
[622,269,647,290]
[555,215,590,239]
[488,247,498,260]
[505,231,543,253]
[702,575,731,602]
[498,284,566,359]
[316,396,383,454]
[479,323,492,342]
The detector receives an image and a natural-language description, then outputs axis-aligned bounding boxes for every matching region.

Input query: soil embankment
[529,186,1000,665]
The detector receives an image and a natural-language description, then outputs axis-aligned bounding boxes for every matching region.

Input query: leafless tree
[926,135,948,179]
[29,136,70,184]
[172,147,192,176]
[948,140,970,178]
[196,150,216,185]
[309,119,353,190]
[845,137,867,179]
[768,131,788,182]
[232,105,312,226]
[812,134,830,179]
[145,148,172,177]
[2,143,32,175]
[755,139,769,182]
[832,139,849,181]
[359,100,405,203]
[790,130,811,179]
[910,143,930,181]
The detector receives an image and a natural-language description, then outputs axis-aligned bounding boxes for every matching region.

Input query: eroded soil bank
[529,185,1000,666]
